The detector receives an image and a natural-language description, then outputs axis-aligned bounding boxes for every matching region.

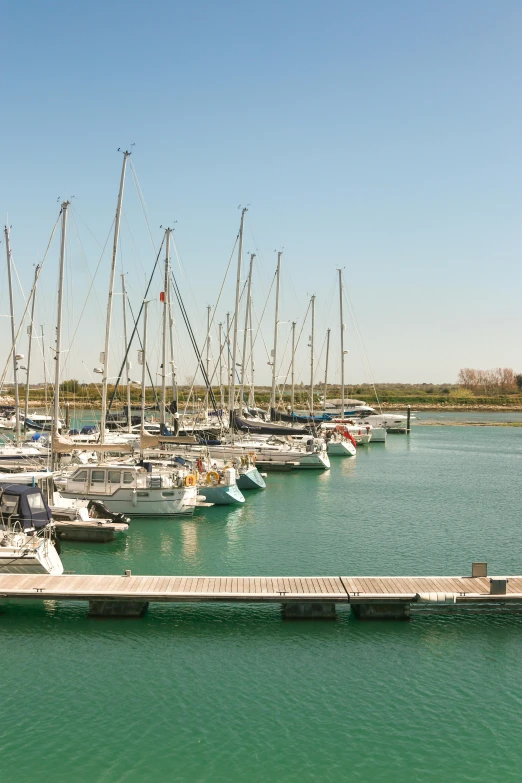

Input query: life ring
[206,470,220,485]
[185,474,196,487]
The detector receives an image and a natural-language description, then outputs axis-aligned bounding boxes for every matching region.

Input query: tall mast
[338,268,345,419]
[41,326,47,407]
[248,292,255,408]
[229,208,247,414]
[24,264,40,427]
[238,253,254,410]
[270,251,282,411]
[100,150,130,444]
[323,328,331,411]
[309,294,316,415]
[226,312,231,408]
[161,227,171,426]
[4,225,21,444]
[204,305,211,413]
[168,297,178,410]
[218,322,224,411]
[121,273,132,433]
[52,201,69,465]
[290,320,296,413]
[140,301,150,433]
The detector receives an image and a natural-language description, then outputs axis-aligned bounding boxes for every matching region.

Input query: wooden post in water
[406,405,411,433]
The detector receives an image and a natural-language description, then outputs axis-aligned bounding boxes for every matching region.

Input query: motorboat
[23,412,63,432]
[330,405,406,432]
[55,463,198,517]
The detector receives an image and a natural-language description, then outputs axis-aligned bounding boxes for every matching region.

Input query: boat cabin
[64,464,181,494]
[0,484,52,531]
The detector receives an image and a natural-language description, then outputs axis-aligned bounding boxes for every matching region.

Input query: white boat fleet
[0,156,412,575]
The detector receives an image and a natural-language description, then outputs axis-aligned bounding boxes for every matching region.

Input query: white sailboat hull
[327,440,357,456]
[0,537,63,575]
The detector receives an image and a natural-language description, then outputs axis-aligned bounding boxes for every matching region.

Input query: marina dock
[0,564,521,619]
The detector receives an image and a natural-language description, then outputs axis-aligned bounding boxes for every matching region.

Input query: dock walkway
[0,568,521,619]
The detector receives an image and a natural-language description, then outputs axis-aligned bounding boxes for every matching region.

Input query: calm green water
[1,425,521,782]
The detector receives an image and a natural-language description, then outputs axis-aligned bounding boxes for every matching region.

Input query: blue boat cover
[0,484,52,530]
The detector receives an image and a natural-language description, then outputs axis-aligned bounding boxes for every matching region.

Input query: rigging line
[179,229,238,322]
[246,227,268,299]
[71,205,106,248]
[129,160,158,256]
[281,257,302,312]
[170,235,205,321]
[70,209,105,317]
[248,271,276,360]
[274,324,293,405]
[126,296,160,410]
[11,258,28,306]
[107,234,166,412]
[279,328,327,409]
[179,285,246,416]
[173,270,248,412]
[343,287,382,413]
[206,275,260,407]
[59,214,115,380]
[312,330,328,386]
[170,270,221,419]
[176,230,240,408]
[0,211,61,391]
[122,210,148,285]
[278,298,312,396]
[81,361,103,399]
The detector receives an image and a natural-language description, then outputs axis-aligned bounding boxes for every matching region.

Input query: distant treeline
[457,367,522,394]
[3,369,522,408]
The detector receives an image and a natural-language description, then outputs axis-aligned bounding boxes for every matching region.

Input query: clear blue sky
[1,0,520,391]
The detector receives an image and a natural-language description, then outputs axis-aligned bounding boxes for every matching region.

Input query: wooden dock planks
[0,573,521,605]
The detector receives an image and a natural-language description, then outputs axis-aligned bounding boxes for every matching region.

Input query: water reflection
[181,521,199,559]
[340,457,358,477]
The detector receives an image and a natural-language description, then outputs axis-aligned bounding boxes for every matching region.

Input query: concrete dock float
[0,564,521,619]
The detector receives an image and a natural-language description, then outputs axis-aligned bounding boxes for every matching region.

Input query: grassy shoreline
[3,400,522,413]
[2,383,522,413]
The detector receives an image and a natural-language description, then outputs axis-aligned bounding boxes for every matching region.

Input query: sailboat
[221,249,330,470]
[52,168,199,517]
[322,271,356,456]
[0,483,63,575]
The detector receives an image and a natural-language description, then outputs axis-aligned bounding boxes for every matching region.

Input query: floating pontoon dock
[0,563,520,619]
